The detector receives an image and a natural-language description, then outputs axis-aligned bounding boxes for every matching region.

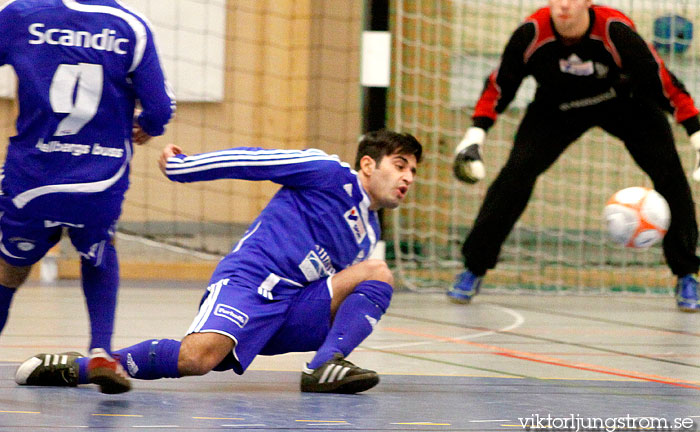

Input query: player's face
[365,152,417,210]
[549,0,592,38]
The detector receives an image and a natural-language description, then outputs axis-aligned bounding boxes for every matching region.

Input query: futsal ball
[603,187,670,248]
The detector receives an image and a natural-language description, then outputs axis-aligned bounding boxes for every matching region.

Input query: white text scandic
[28,23,129,55]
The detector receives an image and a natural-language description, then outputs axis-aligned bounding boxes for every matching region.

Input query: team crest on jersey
[299,246,335,281]
[344,207,366,243]
[559,54,594,76]
[214,304,249,328]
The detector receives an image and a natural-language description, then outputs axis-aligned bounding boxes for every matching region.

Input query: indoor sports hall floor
[1,279,700,431]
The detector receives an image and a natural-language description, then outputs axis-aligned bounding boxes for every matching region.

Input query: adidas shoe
[447,270,482,304]
[87,348,131,394]
[15,352,82,387]
[301,353,379,394]
[676,274,700,313]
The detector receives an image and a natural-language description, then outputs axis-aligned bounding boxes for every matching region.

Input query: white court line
[370,304,525,350]
[469,419,512,422]
[132,426,179,429]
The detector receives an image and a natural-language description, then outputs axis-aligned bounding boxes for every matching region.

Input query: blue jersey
[165,147,380,297]
[0,0,174,220]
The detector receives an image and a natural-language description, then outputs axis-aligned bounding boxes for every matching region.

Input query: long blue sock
[81,243,119,352]
[307,280,392,369]
[77,339,181,383]
[0,284,16,333]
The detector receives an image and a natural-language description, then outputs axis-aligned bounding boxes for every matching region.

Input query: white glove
[453,127,486,184]
[692,131,700,182]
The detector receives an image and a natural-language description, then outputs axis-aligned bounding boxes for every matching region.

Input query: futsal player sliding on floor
[16,131,422,394]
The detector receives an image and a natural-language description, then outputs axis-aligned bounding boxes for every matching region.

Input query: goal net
[389,0,700,294]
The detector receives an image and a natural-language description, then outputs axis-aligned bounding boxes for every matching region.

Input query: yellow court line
[92,414,144,417]
[0,410,40,414]
[193,417,244,420]
[295,419,349,423]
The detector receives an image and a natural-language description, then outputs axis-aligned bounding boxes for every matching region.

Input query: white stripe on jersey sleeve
[171,152,335,169]
[166,155,342,176]
[174,148,332,166]
[62,0,147,72]
[165,148,346,176]
[186,148,328,159]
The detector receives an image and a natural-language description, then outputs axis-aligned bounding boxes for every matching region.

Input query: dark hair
[354,130,423,170]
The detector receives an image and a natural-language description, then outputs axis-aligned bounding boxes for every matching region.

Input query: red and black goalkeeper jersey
[473,5,700,135]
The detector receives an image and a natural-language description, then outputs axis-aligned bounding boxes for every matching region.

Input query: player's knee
[178,334,232,376]
[178,348,219,376]
[363,259,394,286]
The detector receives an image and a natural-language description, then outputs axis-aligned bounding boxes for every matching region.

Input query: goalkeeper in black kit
[448,0,700,312]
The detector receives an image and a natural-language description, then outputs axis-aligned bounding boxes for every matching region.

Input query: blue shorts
[0,196,118,267]
[186,275,333,375]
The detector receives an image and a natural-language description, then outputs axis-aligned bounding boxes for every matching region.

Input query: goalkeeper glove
[692,131,700,182]
[453,127,486,184]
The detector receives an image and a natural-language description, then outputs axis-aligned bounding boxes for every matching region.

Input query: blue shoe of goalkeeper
[447,270,482,304]
[676,275,700,312]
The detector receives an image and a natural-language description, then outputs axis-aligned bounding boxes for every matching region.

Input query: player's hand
[132,122,153,145]
[453,127,486,184]
[691,131,700,182]
[132,111,153,145]
[159,143,183,176]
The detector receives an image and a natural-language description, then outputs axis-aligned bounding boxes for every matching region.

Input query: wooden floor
[1,280,700,431]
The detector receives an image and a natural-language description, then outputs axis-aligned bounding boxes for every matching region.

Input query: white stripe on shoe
[327,365,342,383]
[319,364,334,384]
[337,367,350,381]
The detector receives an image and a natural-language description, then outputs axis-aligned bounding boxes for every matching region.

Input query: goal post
[388,0,700,295]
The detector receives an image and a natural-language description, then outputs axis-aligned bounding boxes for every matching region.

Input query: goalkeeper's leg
[461,107,589,276]
[451,107,591,303]
[602,102,700,312]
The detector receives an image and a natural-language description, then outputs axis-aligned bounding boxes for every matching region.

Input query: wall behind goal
[0,0,364,279]
[390,0,700,294]
[0,0,226,102]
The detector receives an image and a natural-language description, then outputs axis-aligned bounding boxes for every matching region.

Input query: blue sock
[0,284,16,333]
[77,339,181,383]
[308,280,392,369]
[81,243,119,353]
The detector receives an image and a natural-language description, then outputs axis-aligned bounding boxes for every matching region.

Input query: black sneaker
[15,352,83,387]
[300,353,379,394]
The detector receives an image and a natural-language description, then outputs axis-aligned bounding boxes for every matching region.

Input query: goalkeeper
[448,0,700,312]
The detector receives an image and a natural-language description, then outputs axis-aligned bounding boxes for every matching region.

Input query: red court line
[496,352,700,390]
[382,327,700,390]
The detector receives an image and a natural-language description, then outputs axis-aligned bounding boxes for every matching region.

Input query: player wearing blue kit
[15,130,422,394]
[0,0,175,394]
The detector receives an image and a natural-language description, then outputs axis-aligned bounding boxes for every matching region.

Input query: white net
[390,0,700,294]
[0,0,365,280]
